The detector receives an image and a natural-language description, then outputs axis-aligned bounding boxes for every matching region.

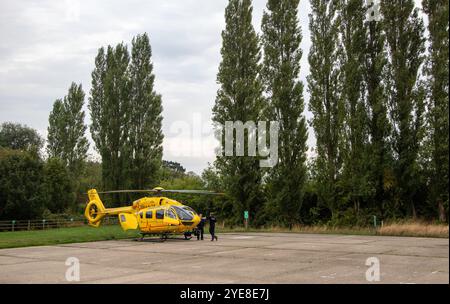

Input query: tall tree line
[211,0,448,225]
[212,0,310,226]
[305,0,446,223]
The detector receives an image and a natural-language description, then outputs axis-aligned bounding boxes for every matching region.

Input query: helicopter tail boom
[85,189,136,228]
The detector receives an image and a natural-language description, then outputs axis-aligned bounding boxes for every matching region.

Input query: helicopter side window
[156,209,164,220]
[166,208,177,219]
[146,211,153,219]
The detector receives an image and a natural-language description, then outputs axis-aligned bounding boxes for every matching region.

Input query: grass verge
[0,225,139,249]
[377,222,449,238]
[217,222,449,238]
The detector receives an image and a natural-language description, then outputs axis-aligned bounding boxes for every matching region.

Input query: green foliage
[47,82,89,180]
[89,34,163,202]
[201,163,222,192]
[261,0,308,226]
[422,0,449,222]
[382,0,426,217]
[43,158,74,213]
[0,122,44,154]
[212,0,264,225]
[129,33,163,189]
[338,0,372,214]
[0,148,47,220]
[364,4,391,216]
[307,0,345,217]
[161,160,186,180]
[160,172,204,190]
[89,43,132,201]
[78,161,102,192]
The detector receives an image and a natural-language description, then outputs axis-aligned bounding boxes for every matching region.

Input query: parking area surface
[0,232,448,283]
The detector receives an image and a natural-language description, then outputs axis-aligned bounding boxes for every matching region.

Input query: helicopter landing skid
[134,233,168,242]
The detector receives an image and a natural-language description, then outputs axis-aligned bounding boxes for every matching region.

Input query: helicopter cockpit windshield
[172,205,194,221]
[182,205,195,214]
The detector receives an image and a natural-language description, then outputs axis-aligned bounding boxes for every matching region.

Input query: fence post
[42,219,46,230]
[12,220,15,232]
[28,220,30,231]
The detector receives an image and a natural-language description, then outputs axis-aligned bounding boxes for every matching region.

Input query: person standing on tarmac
[196,214,206,240]
[208,213,218,241]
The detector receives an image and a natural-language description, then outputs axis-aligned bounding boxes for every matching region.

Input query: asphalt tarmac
[0,232,448,283]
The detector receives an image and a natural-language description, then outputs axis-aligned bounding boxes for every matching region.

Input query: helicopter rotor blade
[158,189,224,195]
[96,190,154,194]
[96,189,224,195]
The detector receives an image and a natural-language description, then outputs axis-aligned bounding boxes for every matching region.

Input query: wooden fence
[0,217,118,232]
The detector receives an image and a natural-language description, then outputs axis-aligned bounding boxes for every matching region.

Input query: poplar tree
[339,0,369,217]
[261,0,308,226]
[422,0,449,222]
[47,82,89,179]
[47,99,65,158]
[363,1,391,216]
[129,33,164,189]
[89,44,132,196]
[212,0,264,224]
[308,0,344,219]
[381,0,426,217]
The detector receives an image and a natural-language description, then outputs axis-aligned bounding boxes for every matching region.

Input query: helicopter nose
[193,214,201,226]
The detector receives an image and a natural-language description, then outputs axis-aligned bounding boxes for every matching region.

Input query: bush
[43,158,74,213]
[0,148,47,220]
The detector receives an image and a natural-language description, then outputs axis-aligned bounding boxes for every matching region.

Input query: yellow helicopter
[84,187,221,240]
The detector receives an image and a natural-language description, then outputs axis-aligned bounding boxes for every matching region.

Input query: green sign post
[244,211,249,230]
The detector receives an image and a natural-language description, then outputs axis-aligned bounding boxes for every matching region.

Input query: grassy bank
[377,222,449,238]
[0,222,447,249]
[217,222,449,238]
[0,225,139,249]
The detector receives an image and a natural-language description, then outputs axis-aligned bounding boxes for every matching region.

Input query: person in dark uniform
[196,214,205,240]
[208,213,218,241]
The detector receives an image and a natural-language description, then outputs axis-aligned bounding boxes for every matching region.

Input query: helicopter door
[163,208,179,226]
[137,211,145,228]
[144,210,153,228]
[118,213,138,231]
[151,209,165,230]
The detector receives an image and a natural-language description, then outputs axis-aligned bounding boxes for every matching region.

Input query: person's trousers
[197,228,204,240]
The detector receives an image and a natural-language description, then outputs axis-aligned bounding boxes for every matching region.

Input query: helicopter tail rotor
[84,189,106,227]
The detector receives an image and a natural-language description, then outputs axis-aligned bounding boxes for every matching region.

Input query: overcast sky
[0,0,424,174]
